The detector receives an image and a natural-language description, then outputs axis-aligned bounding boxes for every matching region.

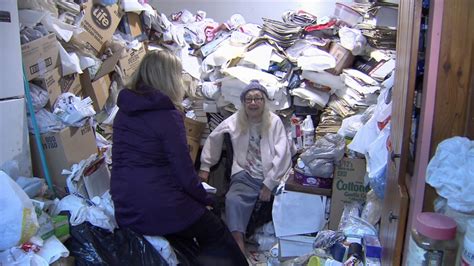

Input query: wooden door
[379,0,422,265]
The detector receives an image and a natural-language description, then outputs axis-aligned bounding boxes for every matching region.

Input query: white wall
[149,0,352,24]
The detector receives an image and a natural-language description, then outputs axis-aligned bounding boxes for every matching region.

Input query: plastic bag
[29,83,49,111]
[299,133,345,177]
[426,136,474,212]
[65,222,167,266]
[272,184,326,237]
[312,230,345,249]
[361,190,383,225]
[338,203,377,237]
[0,171,39,250]
[27,108,65,134]
[0,247,49,266]
[338,26,367,56]
[144,235,179,266]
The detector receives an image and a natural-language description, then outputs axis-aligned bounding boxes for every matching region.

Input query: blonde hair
[237,100,272,135]
[130,50,184,108]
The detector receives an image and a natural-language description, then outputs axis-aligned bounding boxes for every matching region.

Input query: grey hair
[130,50,185,108]
[236,100,272,135]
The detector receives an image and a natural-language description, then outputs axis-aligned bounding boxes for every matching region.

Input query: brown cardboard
[119,12,144,38]
[30,125,98,196]
[328,157,369,230]
[80,51,122,112]
[33,68,62,107]
[60,73,82,96]
[79,2,122,54]
[184,117,207,139]
[326,42,355,75]
[118,43,146,84]
[186,136,200,163]
[80,70,111,112]
[35,68,83,107]
[21,34,60,81]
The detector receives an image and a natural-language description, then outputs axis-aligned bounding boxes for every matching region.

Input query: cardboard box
[21,33,60,81]
[80,50,122,112]
[78,157,110,199]
[184,117,207,139]
[81,71,111,112]
[34,68,83,108]
[186,136,200,163]
[328,157,369,230]
[79,2,122,54]
[30,125,98,195]
[118,43,146,84]
[119,12,144,39]
[326,42,355,75]
[60,73,82,96]
[33,68,61,107]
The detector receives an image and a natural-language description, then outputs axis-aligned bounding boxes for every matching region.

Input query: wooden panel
[381,183,409,266]
[380,0,421,264]
[423,0,474,211]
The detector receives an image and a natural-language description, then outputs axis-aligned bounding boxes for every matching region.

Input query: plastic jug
[302,115,314,148]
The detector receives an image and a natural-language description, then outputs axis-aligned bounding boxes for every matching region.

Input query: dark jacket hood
[117,85,175,115]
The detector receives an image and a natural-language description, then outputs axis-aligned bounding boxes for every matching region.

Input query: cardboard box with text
[328,157,369,230]
[21,34,60,81]
[30,125,98,195]
[78,2,122,54]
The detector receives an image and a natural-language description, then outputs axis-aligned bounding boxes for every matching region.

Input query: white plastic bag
[0,247,48,266]
[426,137,474,212]
[27,108,65,134]
[0,171,39,250]
[144,235,179,266]
[272,184,326,237]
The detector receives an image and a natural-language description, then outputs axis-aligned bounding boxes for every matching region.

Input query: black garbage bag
[65,222,168,266]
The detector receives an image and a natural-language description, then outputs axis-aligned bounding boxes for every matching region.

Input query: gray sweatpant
[225,171,263,234]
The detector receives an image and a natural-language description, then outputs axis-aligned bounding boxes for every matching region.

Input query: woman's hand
[198,170,210,183]
[259,185,271,202]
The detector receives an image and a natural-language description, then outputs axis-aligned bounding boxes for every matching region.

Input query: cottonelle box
[30,125,98,196]
[79,2,122,54]
[21,33,60,81]
[328,157,369,230]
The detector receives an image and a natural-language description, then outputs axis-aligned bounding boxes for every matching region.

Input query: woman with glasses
[198,80,292,256]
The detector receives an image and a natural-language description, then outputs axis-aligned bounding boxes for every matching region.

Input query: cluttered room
[1,0,473,265]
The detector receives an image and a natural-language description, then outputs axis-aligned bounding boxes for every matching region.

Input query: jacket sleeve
[160,111,213,206]
[263,117,292,191]
[199,118,229,172]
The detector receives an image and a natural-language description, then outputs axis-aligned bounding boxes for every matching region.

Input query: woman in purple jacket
[111,50,247,266]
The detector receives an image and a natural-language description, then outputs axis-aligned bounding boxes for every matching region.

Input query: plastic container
[334,3,363,27]
[302,115,314,149]
[461,219,474,265]
[406,212,458,265]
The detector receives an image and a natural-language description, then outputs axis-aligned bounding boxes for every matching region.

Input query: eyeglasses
[244,97,264,104]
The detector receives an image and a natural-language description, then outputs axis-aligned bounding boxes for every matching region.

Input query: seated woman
[111,50,247,266]
[199,80,292,254]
